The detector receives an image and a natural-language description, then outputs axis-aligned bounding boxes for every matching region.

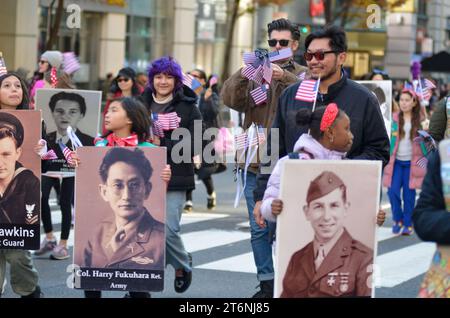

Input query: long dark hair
[399,91,421,141]
[102,97,151,142]
[0,72,30,110]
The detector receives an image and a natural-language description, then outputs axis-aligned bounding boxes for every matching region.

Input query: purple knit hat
[147,56,184,94]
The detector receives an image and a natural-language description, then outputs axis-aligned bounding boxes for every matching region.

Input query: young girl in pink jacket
[382,89,426,236]
[259,102,385,226]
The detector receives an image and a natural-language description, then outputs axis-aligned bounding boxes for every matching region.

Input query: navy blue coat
[413,150,450,244]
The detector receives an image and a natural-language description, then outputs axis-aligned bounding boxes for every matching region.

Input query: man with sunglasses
[253,25,390,239]
[221,18,307,299]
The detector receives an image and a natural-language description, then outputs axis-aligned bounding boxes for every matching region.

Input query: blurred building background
[0,0,449,89]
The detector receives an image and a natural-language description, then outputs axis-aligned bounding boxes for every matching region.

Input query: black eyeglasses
[304,50,338,61]
[117,77,130,83]
[268,39,291,47]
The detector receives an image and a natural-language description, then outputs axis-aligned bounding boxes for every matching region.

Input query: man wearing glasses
[222,18,307,298]
[253,25,390,246]
[82,147,164,269]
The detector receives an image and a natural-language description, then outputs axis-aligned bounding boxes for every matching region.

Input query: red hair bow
[320,103,339,132]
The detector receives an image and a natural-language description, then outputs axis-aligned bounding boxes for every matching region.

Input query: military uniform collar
[311,228,353,284]
[313,228,345,261]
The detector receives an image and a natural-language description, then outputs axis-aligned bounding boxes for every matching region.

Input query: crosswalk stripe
[181,212,229,225]
[182,229,250,253]
[375,242,436,288]
[196,252,256,273]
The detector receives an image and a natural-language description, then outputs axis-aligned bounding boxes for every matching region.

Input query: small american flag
[416,156,428,169]
[235,132,248,150]
[252,65,264,85]
[263,59,273,84]
[298,72,306,81]
[241,65,256,80]
[421,78,436,101]
[268,48,293,62]
[62,52,80,75]
[250,84,269,105]
[295,79,319,102]
[243,52,257,65]
[58,142,74,165]
[183,73,193,87]
[41,150,58,160]
[257,126,266,145]
[0,52,7,76]
[153,112,180,131]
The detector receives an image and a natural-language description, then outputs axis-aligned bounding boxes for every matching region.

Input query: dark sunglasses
[39,60,48,64]
[268,39,291,47]
[304,50,338,61]
[117,77,130,83]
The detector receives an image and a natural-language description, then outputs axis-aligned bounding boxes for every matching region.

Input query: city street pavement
[2,167,430,298]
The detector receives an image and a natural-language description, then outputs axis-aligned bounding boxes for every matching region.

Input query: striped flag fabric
[257,126,266,145]
[416,156,428,169]
[62,52,80,75]
[250,84,269,105]
[295,79,319,102]
[41,150,58,160]
[241,65,256,80]
[268,48,293,62]
[58,141,74,165]
[0,52,7,76]
[424,78,436,89]
[152,112,180,131]
[243,52,257,65]
[421,78,436,101]
[234,132,248,150]
[183,73,193,87]
[183,73,202,91]
[263,59,273,84]
[252,65,264,85]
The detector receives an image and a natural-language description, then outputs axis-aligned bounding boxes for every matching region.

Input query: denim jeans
[387,160,416,227]
[242,171,274,281]
[165,191,192,272]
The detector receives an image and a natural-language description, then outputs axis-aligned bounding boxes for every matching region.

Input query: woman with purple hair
[142,56,202,294]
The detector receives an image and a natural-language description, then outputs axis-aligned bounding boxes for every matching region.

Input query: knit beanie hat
[41,51,63,69]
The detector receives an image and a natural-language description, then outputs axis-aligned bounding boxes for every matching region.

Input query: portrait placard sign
[0,110,41,250]
[35,88,101,175]
[275,160,381,298]
[73,147,166,292]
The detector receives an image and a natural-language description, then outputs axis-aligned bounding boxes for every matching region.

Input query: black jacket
[413,150,450,244]
[142,86,203,191]
[254,72,390,201]
[0,163,40,224]
[199,91,220,130]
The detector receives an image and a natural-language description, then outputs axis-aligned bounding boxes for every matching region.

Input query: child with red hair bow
[258,102,386,227]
